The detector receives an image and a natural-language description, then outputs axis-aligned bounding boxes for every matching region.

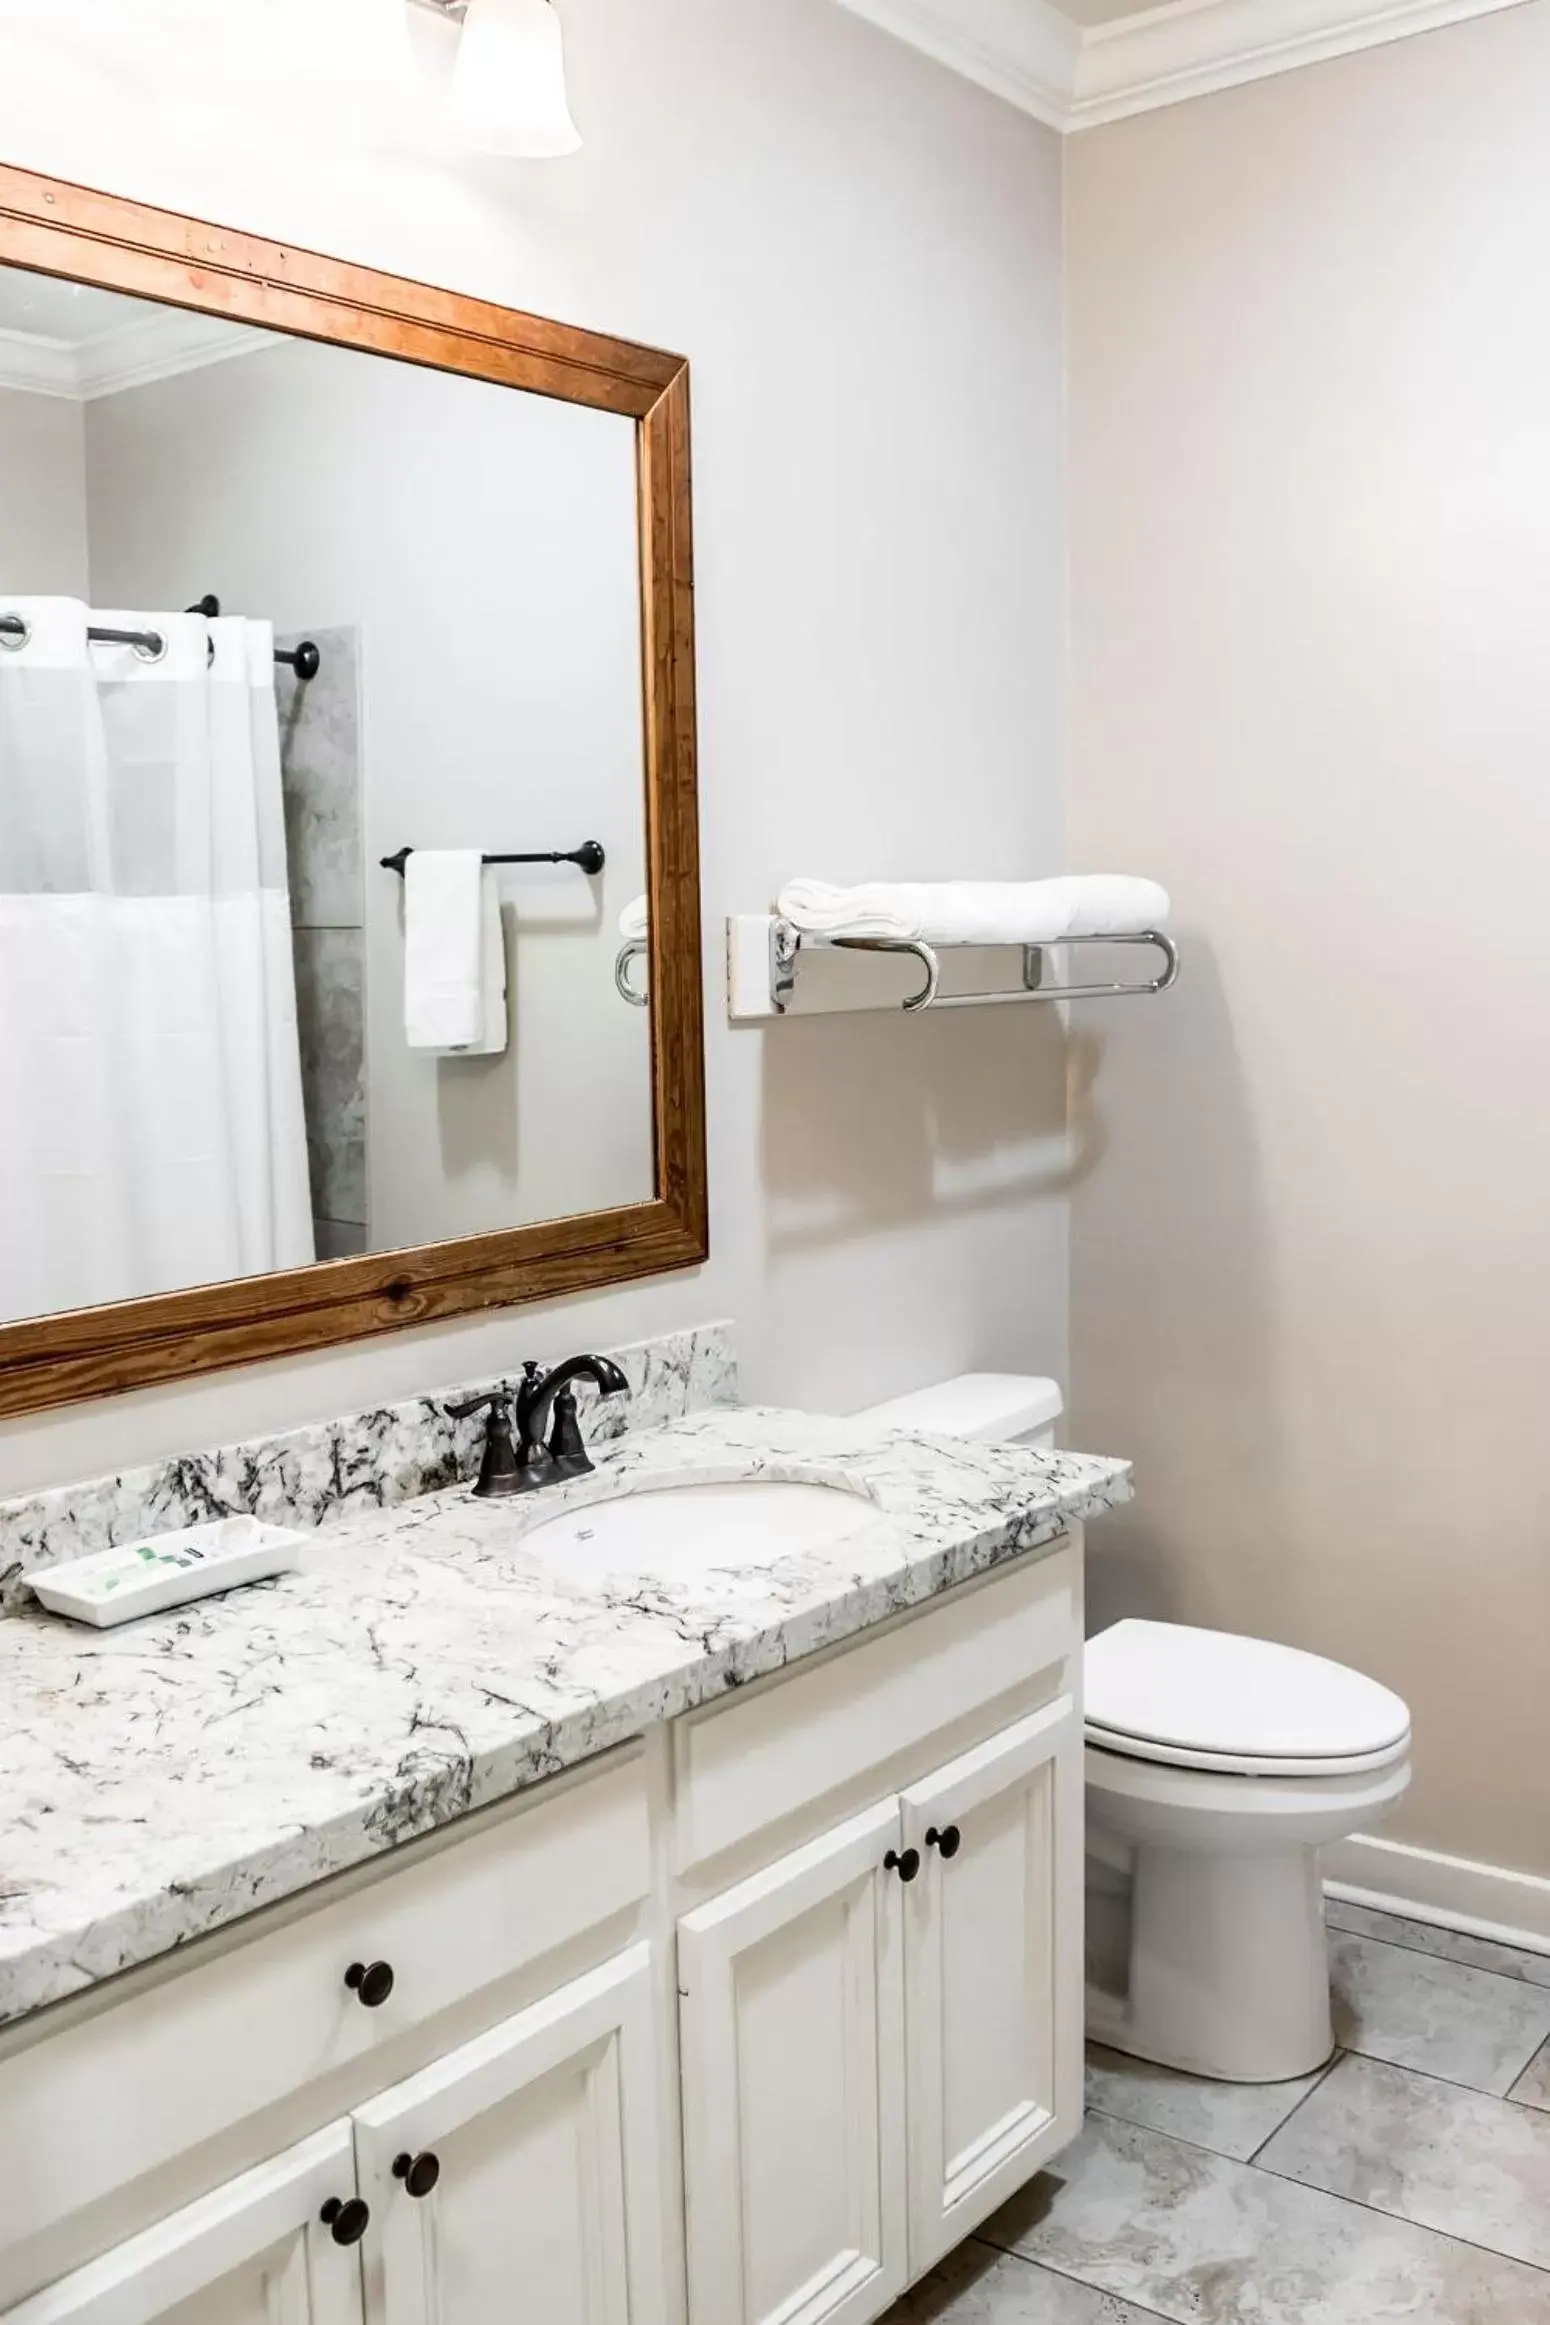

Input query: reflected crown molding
[0,308,271,402]
[833,0,1535,129]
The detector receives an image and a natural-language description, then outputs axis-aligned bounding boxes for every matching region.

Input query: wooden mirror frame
[0,164,707,1417]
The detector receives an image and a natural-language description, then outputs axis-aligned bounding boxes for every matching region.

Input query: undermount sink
[519,1477,876,1580]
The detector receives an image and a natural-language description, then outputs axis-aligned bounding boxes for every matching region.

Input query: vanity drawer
[0,1745,649,2256]
[672,1542,1079,1872]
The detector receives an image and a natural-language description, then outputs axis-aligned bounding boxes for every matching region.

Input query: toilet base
[1084,1737,1411,2086]
[1088,1839,1334,2083]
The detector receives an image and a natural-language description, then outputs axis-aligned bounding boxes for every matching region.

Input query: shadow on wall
[758,1000,1078,1256]
[1069,935,1290,1641]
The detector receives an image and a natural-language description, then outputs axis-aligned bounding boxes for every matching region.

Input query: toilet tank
[853,1372,1064,1450]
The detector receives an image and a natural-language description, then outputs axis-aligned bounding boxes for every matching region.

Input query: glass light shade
[450,0,581,157]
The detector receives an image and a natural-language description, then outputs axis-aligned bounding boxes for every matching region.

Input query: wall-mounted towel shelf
[726,914,1179,1021]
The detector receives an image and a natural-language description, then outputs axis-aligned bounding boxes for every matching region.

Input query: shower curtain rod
[0,606,321,681]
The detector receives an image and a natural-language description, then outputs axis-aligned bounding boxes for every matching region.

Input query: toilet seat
[1085,1619,1411,1780]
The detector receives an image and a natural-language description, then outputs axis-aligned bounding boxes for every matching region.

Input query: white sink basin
[520,1477,875,1580]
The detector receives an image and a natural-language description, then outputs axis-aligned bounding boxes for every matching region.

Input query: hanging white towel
[775,875,1170,947]
[466,867,509,1056]
[404,853,507,1054]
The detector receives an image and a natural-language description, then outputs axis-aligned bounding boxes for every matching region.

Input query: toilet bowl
[854,1373,1414,2087]
[1085,1620,1411,2080]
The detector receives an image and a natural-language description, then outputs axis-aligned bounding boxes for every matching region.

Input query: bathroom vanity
[0,1405,1128,2325]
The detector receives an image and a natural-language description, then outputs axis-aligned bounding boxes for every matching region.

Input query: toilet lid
[1085,1620,1411,1765]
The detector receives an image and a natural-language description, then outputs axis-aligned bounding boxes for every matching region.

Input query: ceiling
[0,272,154,347]
[1052,0,1156,26]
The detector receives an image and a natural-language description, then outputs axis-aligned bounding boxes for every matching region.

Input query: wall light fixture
[417,0,581,156]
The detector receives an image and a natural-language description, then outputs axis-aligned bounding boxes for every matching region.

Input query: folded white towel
[775,875,1170,948]
[404,853,508,1054]
[618,894,649,943]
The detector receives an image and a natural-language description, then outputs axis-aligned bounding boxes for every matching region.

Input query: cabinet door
[351,1943,666,2325]
[2,2125,362,2325]
[678,1800,907,2325]
[901,1697,1083,2272]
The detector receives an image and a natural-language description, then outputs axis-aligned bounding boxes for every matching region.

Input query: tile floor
[886,1900,1550,2325]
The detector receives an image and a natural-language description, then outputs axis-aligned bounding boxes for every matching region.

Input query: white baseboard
[1325,1833,1550,1958]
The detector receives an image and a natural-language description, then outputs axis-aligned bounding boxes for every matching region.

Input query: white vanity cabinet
[675,1678,1084,2325]
[900,1697,1082,2271]
[2,2125,365,2325]
[0,1535,1085,2325]
[352,1945,667,2325]
[678,1802,910,2325]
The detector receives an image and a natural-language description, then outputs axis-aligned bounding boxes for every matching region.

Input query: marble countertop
[0,1407,1129,2031]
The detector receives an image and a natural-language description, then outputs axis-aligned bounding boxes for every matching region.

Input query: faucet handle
[547,1385,588,1473]
[447,1391,525,1498]
[448,1390,504,1419]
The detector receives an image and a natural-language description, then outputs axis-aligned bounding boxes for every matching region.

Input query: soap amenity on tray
[30,1516,307,1628]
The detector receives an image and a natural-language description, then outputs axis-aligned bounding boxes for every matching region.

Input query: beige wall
[0,0,1068,1492]
[1067,8,1550,1878]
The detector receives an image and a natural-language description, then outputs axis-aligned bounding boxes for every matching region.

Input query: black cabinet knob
[393,2150,441,2199]
[345,1960,395,2008]
[320,2197,371,2246]
[926,1824,962,1859]
[884,1847,921,1884]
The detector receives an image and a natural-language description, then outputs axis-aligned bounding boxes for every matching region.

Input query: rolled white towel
[776,875,1169,947]
[618,895,649,942]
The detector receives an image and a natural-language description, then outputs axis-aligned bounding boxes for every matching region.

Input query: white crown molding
[836,0,1534,129]
[837,0,1081,127]
[1070,0,1536,125]
[0,310,271,403]
[73,309,274,400]
[0,327,78,400]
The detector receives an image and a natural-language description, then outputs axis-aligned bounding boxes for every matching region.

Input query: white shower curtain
[0,597,315,1323]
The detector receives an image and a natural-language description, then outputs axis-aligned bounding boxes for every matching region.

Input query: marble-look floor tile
[1258,2050,1550,2272]
[980,2111,1550,2323]
[884,2238,1164,2322]
[1085,2042,1329,2162]
[1510,2038,1550,2113]
[1330,1929,1550,2094]
[1327,1898,1550,1990]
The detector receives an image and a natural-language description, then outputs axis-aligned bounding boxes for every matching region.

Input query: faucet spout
[515,1355,631,1486]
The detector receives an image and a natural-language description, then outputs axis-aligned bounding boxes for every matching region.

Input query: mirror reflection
[0,266,654,1327]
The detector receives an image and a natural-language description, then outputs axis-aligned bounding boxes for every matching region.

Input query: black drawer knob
[345,1960,395,2008]
[884,1847,921,1884]
[393,2150,442,2199]
[926,1824,962,1859]
[320,2197,371,2246]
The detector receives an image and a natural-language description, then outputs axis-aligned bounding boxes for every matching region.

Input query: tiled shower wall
[276,625,367,1260]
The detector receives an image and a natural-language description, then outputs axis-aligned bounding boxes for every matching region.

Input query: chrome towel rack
[615,936,649,1007]
[727,915,1179,1019]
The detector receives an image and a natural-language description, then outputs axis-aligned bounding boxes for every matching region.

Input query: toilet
[856,1372,1413,2086]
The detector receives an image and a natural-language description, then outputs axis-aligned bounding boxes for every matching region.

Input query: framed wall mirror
[0,165,706,1417]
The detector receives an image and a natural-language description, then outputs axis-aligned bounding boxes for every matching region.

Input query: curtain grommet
[0,615,31,653]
